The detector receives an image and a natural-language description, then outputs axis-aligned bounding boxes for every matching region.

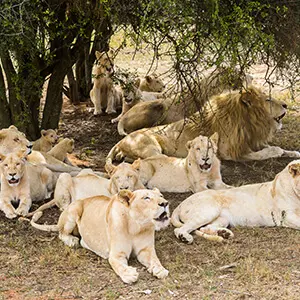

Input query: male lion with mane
[107,86,300,162]
[171,160,300,244]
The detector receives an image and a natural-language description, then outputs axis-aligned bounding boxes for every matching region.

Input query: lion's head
[122,84,142,106]
[105,161,145,194]
[288,160,300,196]
[0,150,27,186]
[0,125,32,155]
[203,86,288,160]
[139,74,165,92]
[56,138,75,154]
[117,188,170,231]
[95,49,115,77]
[41,129,58,145]
[186,133,218,172]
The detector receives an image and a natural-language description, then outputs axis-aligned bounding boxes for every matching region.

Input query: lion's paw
[106,109,117,115]
[5,211,18,219]
[217,228,234,239]
[93,110,103,116]
[174,228,194,244]
[152,266,169,279]
[282,150,300,158]
[59,234,80,248]
[111,118,118,124]
[16,206,30,217]
[120,266,139,284]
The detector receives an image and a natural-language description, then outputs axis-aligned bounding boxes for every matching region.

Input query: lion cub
[138,74,165,92]
[47,138,74,165]
[132,133,229,193]
[32,129,58,152]
[90,49,122,115]
[0,150,54,219]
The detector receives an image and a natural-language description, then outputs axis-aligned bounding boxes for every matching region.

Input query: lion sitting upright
[90,49,122,115]
[32,129,58,152]
[107,86,300,162]
[132,134,229,193]
[171,160,300,244]
[0,150,55,219]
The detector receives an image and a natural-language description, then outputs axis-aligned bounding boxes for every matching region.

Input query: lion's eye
[14,138,19,142]
[144,196,150,201]
[4,164,8,167]
[266,98,272,102]
[16,163,20,166]
[196,148,201,151]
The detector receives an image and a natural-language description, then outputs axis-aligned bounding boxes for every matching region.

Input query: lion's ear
[132,159,141,171]
[41,129,47,136]
[145,75,152,83]
[69,139,75,147]
[108,49,115,57]
[134,78,141,88]
[9,125,18,131]
[118,189,134,206]
[240,91,252,107]
[95,51,103,60]
[105,159,117,176]
[288,164,300,177]
[0,153,6,162]
[210,132,219,145]
[186,141,192,150]
[152,187,161,193]
[16,149,28,161]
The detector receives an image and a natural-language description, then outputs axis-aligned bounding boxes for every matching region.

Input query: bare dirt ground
[1,47,300,299]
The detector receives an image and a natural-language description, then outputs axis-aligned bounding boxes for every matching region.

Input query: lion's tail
[26,199,56,218]
[171,206,184,228]
[42,163,81,174]
[106,144,123,163]
[117,119,128,136]
[30,211,59,232]
[194,230,224,242]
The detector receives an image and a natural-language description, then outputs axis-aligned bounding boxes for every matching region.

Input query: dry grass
[1,43,300,299]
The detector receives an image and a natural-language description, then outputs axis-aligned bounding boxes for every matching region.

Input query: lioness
[90,50,122,115]
[28,161,145,218]
[47,137,74,165]
[138,74,165,92]
[132,134,229,193]
[107,86,300,162]
[0,150,55,219]
[32,129,58,152]
[117,68,253,135]
[171,160,300,244]
[31,189,170,284]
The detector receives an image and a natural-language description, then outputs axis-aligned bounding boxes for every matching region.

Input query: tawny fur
[32,129,58,152]
[171,160,300,244]
[107,86,300,162]
[132,134,230,193]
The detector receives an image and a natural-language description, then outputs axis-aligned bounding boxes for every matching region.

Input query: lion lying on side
[117,68,252,135]
[171,160,300,244]
[107,86,300,162]
[0,150,55,219]
[132,134,229,193]
[30,189,170,284]
[32,129,58,152]
[28,161,145,220]
[90,50,122,115]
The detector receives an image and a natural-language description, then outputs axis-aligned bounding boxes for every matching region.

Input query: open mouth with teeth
[125,98,133,104]
[274,112,286,123]
[8,178,20,185]
[200,163,211,171]
[154,211,169,222]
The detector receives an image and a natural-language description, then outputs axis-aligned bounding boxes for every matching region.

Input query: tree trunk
[41,63,69,129]
[0,63,12,128]
[67,68,80,104]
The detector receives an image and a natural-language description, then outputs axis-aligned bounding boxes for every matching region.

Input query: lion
[31,189,170,284]
[47,137,74,165]
[137,74,165,92]
[111,84,142,124]
[32,129,58,152]
[171,160,300,244]
[107,86,300,162]
[27,161,145,219]
[132,134,229,193]
[90,49,122,115]
[0,125,82,174]
[0,150,55,219]
[117,68,253,135]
